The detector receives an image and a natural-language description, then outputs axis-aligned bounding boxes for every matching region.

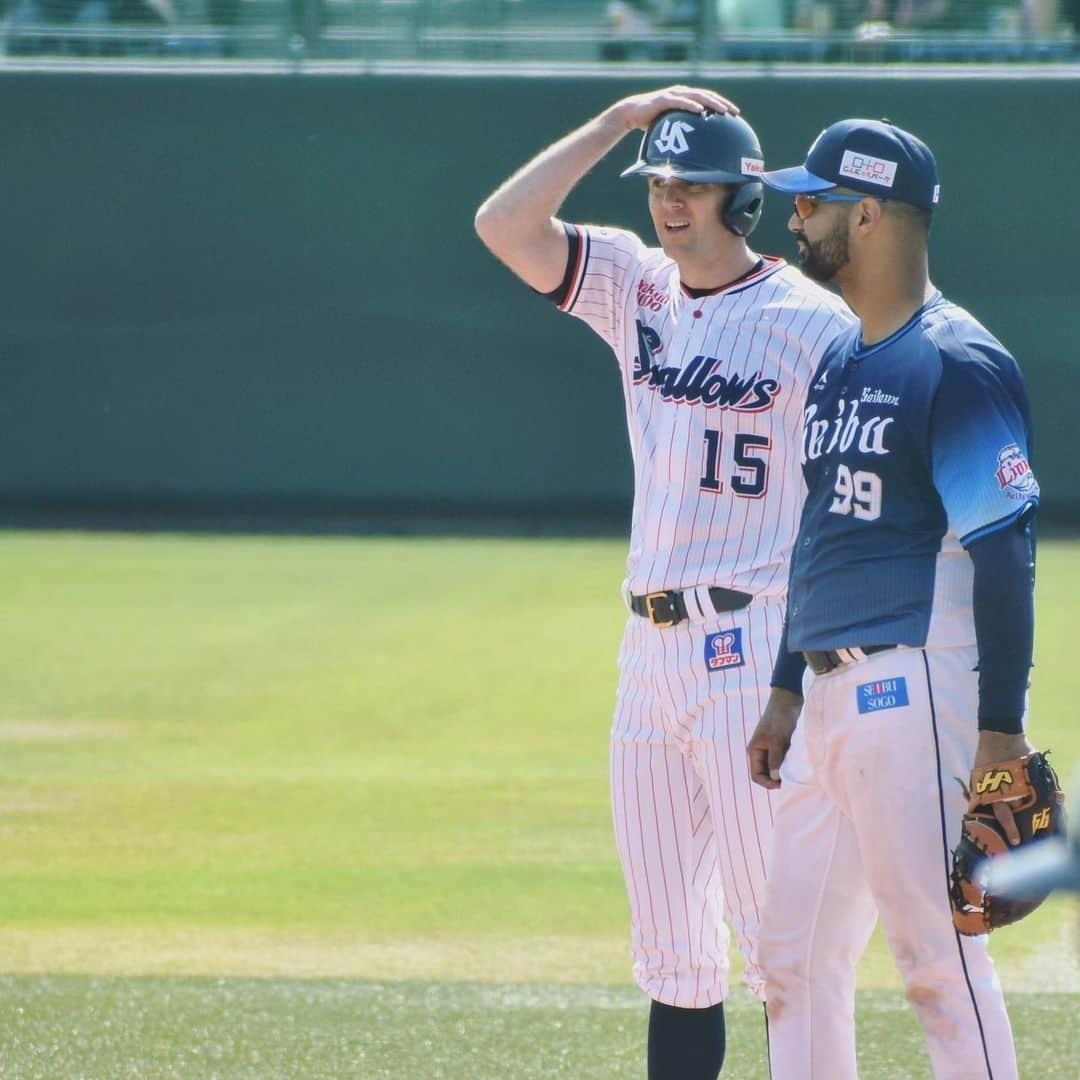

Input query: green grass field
[0,532,1076,1078]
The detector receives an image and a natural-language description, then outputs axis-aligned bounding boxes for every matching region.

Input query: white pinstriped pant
[610,595,784,1008]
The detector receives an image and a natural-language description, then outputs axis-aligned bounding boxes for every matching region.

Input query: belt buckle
[644,590,679,628]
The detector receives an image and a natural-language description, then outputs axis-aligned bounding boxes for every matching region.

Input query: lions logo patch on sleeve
[705,629,745,672]
[995,444,1039,501]
[856,677,909,714]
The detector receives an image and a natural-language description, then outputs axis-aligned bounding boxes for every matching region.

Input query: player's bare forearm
[474,85,739,292]
[973,730,1035,769]
[747,687,802,790]
[473,112,625,291]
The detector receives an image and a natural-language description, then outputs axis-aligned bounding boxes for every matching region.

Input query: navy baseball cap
[761,119,940,210]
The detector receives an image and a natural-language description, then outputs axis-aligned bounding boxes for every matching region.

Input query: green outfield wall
[0,71,1075,525]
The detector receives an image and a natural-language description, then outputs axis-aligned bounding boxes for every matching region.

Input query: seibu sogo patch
[856,676,909,714]
[704,628,745,672]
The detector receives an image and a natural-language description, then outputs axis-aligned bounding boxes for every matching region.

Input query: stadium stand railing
[1,0,1075,63]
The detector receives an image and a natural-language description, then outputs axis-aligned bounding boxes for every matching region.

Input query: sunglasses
[793,192,881,219]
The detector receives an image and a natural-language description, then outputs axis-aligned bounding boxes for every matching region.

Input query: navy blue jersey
[787,292,1039,651]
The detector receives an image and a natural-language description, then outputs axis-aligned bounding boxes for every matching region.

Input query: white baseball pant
[758,645,1018,1080]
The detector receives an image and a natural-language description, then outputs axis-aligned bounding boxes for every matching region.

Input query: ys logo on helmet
[653,119,694,156]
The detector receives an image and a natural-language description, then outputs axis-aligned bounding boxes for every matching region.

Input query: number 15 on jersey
[700,431,771,498]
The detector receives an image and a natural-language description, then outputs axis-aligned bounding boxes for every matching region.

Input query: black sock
[647,999,726,1080]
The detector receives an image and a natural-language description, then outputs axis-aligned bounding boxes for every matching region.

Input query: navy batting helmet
[621,110,766,237]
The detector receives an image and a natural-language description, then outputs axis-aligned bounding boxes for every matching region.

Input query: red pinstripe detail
[705,743,746,943]
[725,660,761,929]
[669,626,704,1002]
[613,739,645,969]
[691,788,709,836]
[758,610,782,830]
[660,724,693,993]
[672,741,703,1006]
[652,632,681,998]
[739,610,768,874]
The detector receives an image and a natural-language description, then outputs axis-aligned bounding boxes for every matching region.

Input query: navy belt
[629,586,752,628]
[803,645,896,676]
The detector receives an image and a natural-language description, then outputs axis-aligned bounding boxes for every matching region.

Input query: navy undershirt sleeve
[771,618,807,696]
[968,516,1036,733]
[540,222,579,306]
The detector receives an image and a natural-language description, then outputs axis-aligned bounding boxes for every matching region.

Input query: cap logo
[741,157,764,175]
[932,184,941,204]
[838,149,897,189]
[653,118,693,156]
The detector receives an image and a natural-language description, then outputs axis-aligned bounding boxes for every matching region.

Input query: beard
[796,220,850,283]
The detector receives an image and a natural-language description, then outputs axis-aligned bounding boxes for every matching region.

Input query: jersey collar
[678,254,785,299]
[853,291,944,359]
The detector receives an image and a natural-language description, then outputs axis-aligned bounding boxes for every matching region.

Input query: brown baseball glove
[950,750,1066,935]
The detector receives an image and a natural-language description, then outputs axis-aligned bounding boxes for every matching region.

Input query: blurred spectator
[654,0,702,58]
[601,0,656,60]
[656,0,703,29]
[6,0,174,55]
[1022,0,1063,34]
[601,0,703,61]
[828,0,1052,32]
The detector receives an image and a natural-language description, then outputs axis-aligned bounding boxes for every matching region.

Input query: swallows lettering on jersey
[633,319,781,412]
[803,398,893,460]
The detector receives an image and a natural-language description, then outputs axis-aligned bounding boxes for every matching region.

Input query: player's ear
[855,197,885,235]
[861,198,884,226]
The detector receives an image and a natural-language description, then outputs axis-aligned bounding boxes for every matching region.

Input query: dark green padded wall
[0,73,1075,519]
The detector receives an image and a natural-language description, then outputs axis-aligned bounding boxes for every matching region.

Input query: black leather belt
[803,645,896,676]
[629,586,753,628]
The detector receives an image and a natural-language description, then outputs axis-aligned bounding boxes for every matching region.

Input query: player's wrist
[598,102,639,136]
[973,730,1035,768]
[767,686,803,707]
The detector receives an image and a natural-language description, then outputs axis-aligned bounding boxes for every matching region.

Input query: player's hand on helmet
[747,689,802,790]
[608,85,739,133]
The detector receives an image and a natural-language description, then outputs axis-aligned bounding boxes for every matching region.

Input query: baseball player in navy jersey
[746,119,1042,1078]
[475,86,853,1079]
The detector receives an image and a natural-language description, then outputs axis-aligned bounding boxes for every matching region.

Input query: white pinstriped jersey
[556,224,855,597]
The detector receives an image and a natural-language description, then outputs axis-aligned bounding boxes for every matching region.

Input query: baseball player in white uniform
[475,86,853,1078]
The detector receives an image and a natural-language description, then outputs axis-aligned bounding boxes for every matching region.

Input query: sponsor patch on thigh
[856,676,909,714]
[705,628,744,672]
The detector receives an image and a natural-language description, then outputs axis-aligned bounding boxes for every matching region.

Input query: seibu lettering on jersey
[802,396,893,459]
